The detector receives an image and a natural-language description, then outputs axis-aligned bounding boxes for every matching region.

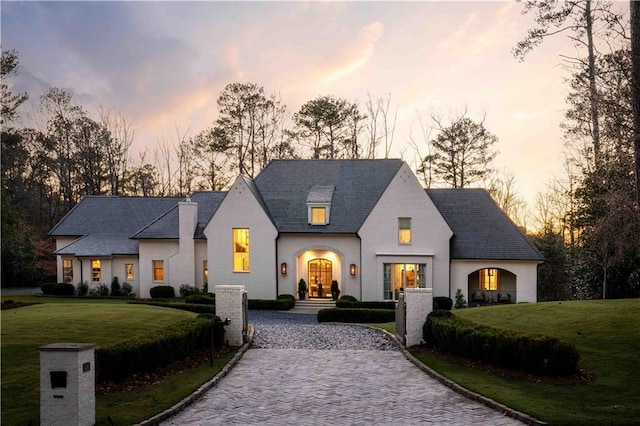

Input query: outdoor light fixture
[281,262,287,275]
[350,264,357,276]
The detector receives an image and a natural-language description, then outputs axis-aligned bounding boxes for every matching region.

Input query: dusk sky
[3,1,627,212]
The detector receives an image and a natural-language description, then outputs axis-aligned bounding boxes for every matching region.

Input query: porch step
[290,299,335,314]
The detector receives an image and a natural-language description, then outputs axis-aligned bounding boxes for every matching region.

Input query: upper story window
[398,217,412,244]
[310,207,326,225]
[233,228,250,272]
[307,185,334,225]
[91,260,101,282]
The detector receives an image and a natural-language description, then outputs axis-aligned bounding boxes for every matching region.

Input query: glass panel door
[308,259,332,298]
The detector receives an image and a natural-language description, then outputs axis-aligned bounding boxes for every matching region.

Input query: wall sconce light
[350,264,357,276]
[281,262,287,275]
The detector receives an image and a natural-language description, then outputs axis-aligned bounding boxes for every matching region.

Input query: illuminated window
[91,260,101,282]
[233,228,250,272]
[153,260,164,282]
[63,259,73,283]
[203,260,208,284]
[399,218,412,244]
[383,263,426,300]
[480,269,498,290]
[125,264,134,280]
[311,207,326,225]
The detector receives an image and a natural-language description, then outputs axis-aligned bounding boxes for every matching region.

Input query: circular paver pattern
[162,311,523,425]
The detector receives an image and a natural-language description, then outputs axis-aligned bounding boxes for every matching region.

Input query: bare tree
[97,106,135,196]
[1,48,28,127]
[486,170,529,228]
[631,0,640,204]
[364,93,397,159]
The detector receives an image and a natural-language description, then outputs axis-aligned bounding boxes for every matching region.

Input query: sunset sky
[3,1,627,213]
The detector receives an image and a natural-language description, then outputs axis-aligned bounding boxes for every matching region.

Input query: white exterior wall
[55,237,78,283]
[277,234,361,298]
[204,177,278,300]
[451,259,539,303]
[359,164,453,301]
[110,257,138,289]
[138,240,179,298]
[195,240,208,290]
[170,201,198,288]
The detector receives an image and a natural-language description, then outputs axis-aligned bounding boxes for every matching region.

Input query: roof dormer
[307,185,334,225]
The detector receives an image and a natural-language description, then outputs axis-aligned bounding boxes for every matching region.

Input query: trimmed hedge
[317,308,395,323]
[128,300,215,314]
[339,295,358,302]
[96,316,224,382]
[423,311,580,376]
[433,296,453,310]
[277,294,296,303]
[185,294,215,305]
[335,299,396,310]
[150,285,176,298]
[248,298,294,310]
[41,283,56,295]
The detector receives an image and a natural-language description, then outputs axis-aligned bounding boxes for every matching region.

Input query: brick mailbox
[39,343,95,426]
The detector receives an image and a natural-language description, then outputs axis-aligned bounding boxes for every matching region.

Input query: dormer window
[311,207,326,225]
[307,185,334,226]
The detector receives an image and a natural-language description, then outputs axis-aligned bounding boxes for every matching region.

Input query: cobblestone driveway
[162,312,523,425]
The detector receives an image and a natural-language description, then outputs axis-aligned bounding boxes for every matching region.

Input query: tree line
[2,0,639,299]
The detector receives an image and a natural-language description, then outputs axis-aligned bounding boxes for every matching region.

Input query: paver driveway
[162,312,523,425]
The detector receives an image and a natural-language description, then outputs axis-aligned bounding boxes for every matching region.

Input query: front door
[308,258,332,298]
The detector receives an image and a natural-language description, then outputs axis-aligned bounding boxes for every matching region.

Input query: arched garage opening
[468,268,517,304]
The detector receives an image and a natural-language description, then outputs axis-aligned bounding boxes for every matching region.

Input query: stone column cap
[39,343,96,352]
[215,285,246,291]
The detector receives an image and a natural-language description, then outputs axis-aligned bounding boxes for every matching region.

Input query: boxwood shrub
[95,315,224,382]
[422,311,580,376]
[128,300,215,314]
[150,285,176,299]
[335,299,396,310]
[185,294,215,305]
[433,296,453,310]
[339,295,358,302]
[317,308,395,323]
[248,298,294,310]
[277,294,296,303]
[53,283,75,296]
[41,283,56,295]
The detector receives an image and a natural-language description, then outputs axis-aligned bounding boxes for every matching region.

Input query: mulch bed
[1,301,41,310]
[96,348,232,395]
[411,346,594,386]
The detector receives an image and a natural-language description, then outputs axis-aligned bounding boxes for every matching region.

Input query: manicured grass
[1,302,201,425]
[411,299,640,425]
[363,321,396,334]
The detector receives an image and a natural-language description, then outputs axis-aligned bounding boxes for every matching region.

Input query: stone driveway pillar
[215,285,247,346]
[405,288,433,347]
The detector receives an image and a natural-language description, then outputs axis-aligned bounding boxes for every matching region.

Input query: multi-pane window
[233,228,250,272]
[398,217,412,244]
[91,260,101,283]
[203,260,209,284]
[63,259,73,283]
[153,260,164,282]
[310,207,326,225]
[125,264,134,280]
[383,263,426,300]
[480,268,498,290]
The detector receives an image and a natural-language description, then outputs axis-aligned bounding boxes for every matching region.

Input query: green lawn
[1,299,232,425]
[411,299,640,425]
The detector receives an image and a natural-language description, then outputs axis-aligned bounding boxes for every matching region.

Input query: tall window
[63,259,73,283]
[233,228,250,271]
[91,260,101,283]
[125,264,134,280]
[203,260,209,284]
[398,218,412,244]
[310,207,326,225]
[383,263,426,300]
[153,260,164,282]
[308,259,332,298]
[480,268,498,290]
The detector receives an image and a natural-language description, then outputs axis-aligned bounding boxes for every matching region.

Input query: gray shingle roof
[426,188,543,261]
[254,159,403,233]
[132,192,227,239]
[50,196,181,256]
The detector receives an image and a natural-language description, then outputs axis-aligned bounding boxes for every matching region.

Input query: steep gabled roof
[50,196,181,257]
[426,188,544,261]
[132,191,227,239]
[254,159,403,233]
[49,196,182,237]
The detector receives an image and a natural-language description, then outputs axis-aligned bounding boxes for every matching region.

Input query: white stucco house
[49,159,543,302]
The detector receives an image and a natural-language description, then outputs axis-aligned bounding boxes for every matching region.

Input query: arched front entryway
[294,247,344,300]
[468,268,517,304]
